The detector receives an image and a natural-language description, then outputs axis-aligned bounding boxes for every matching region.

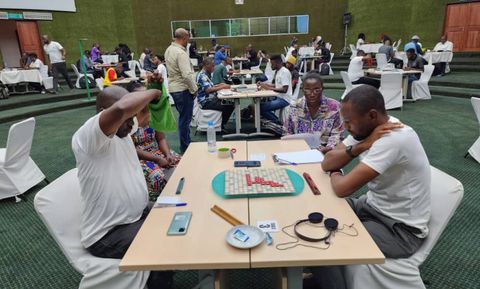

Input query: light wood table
[232,69,264,84]
[247,139,385,288]
[218,84,278,139]
[120,141,249,288]
[365,68,422,100]
[111,77,145,86]
[232,57,248,70]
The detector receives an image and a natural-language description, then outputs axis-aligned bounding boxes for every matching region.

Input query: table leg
[252,75,256,83]
[239,62,243,70]
[222,98,248,139]
[402,75,414,102]
[304,59,308,74]
[241,77,245,85]
[196,270,215,289]
[287,267,303,289]
[248,97,274,138]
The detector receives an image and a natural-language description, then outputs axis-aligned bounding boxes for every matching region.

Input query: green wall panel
[347,0,457,50]
[39,0,136,64]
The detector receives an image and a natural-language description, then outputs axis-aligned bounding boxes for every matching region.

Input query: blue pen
[163,203,187,207]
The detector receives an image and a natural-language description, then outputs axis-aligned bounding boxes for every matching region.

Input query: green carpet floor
[0,90,479,289]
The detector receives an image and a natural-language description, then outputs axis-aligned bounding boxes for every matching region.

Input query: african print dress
[131,126,181,201]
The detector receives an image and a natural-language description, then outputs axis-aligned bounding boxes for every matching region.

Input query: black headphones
[294,212,339,244]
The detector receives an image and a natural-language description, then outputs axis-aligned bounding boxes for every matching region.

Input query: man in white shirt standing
[42,35,74,91]
[257,54,292,123]
[347,50,380,88]
[307,85,431,288]
[433,35,454,76]
[72,85,174,289]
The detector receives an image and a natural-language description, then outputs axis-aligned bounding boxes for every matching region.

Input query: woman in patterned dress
[128,80,181,201]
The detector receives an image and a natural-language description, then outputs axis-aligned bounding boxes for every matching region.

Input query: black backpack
[78,76,96,89]
[319,63,330,75]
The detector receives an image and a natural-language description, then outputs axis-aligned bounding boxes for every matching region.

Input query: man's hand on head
[362,122,403,150]
[147,72,163,86]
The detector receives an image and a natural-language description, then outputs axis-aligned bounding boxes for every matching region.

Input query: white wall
[0,20,21,67]
[0,0,76,12]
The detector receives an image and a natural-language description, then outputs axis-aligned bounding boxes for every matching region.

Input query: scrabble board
[224,168,296,196]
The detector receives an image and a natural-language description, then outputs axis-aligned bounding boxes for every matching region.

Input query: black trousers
[52,62,74,90]
[201,98,234,126]
[352,77,380,89]
[87,206,174,289]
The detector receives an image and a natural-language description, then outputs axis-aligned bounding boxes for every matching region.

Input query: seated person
[314,40,331,70]
[257,54,292,123]
[404,48,424,98]
[348,50,380,88]
[127,80,181,201]
[404,35,423,55]
[139,48,150,67]
[20,52,32,68]
[143,51,157,72]
[214,46,227,65]
[433,35,454,76]
[72,85,174,289]
[378,39,403,68]
[309,85,430,288]
[28,53,46,92]
[78,50,103,79]
[285,55,300,92]
[212,58,236,85]
[189,40,203,66]
[356,33,366,48]
[114,46,132,78]
[91,43,102,63]
[245,46,259,69]
[196,58,234,129]
[283,72,344,153]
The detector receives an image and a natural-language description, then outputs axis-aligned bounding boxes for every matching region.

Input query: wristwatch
[345,145,356,158]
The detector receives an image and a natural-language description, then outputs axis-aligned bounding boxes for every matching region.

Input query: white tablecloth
[358,43,383,53]
[0,69,43,85]
[101,55,119,64]
[424,51,453,63]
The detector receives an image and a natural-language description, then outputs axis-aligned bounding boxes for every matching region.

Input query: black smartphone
[234,161,261,167]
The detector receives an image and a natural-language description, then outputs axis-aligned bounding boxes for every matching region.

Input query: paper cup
[218,148,230,158]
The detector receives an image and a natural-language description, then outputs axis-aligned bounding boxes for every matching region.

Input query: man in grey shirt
[378,39,402,68]
[165,28,198,152]
[405,48,425,98]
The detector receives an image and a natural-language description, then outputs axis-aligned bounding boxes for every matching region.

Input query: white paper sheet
[280,133,322,149]
[273,149,324,164]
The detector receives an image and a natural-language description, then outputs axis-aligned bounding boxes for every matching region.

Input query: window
[250,17,269,35]
[171,15,308,39]
[171,21,190,37]
[191,20,210,38]
[231,18,249,36]
[270,16,289,34]
[211,20,230,37]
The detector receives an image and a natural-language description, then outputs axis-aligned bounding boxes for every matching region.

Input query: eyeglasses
[303,88,323,94]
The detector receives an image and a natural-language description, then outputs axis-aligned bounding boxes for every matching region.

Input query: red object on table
[303,172,321,195]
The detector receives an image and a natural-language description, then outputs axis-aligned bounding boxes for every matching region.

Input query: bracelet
[328,169,344,177]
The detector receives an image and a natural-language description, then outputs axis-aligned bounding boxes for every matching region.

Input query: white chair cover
[71,64,94,89]
[34,169,149,289]
[379,72,403,110]
[349,44,358,59]
[264,61,275,82]
[412,65,434,100]
[298,47,315,56]
[468,97,480,163]
[40,64,53,90]
[393,39,402,51]
[191,98,222,132]
[250,57,262,70]
[328,53,335,75]
[291,77,303,104]
[345,166,464,289]
[0,118,45,200]
[376,53,388,70]
[340,71,362,99]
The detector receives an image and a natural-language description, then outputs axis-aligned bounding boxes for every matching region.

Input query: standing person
[214,46,227,65]
[72,85,175,289]
[165,28,198,153]
[91,43,101,63]
[42,35,75,90]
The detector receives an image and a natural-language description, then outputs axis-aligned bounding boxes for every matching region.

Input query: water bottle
[207,121,216,153]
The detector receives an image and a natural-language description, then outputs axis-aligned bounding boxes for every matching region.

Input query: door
[16,21,45,62]
[444,2,480,52]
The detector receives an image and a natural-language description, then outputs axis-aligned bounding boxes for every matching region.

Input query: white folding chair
[34,169,149,289]
[264,60,275,82]
[340,71,362,99]
[376,53,388,70]
[95,78,104,91]
[345,166,464,289]
[71,64,94,89]
[379,72,403,110]
[281,54,286,63]
[466,97,480,163]
[328,53,335,75]
[132,60,147,78]
[411,65,434,100]
[0,117,46,201]
[350,44,358,59]
[250,57,263,70]
[393,39,402,51]
[190,58,199,69]
[40,65,54,90]
[291,76,303,104]
[326,42,332,51]
[191,97,222,132]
